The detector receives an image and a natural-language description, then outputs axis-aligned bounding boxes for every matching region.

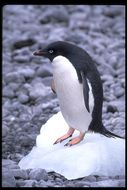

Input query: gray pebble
[8,82,20,91]
[18,93,29,104]
[2,125,9,137]
[2,168,16,187]
[91,179,125,187]
[15,179,26,187]
[13,55,30,63]
[107,104,117,113]
[18,68,35,78]
[41,76,52,86]
[107,100,125,112]
[114,87,124,98]
[36,64,52,78]
[103,6,124,17]
[82,175,97,182]
[12,169,28,179]
[65,32,84,44]
[101,74,114,82]
[20,136,33,147]
[97,176,111,181]
[2,159,17,167]
[4,72,25,84]
[3,86,15,98]
[23,179,37,187]
[39,5,69,24]
[39,179,50,187]
[74,181,91,187]
[29,83,50,100]
[29,168,48,181]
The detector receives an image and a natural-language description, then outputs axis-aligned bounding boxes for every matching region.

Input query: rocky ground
[2,5,125,187]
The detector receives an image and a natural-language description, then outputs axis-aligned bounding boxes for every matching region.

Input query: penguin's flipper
[81,71,90,113]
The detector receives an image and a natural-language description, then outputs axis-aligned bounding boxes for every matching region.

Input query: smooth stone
[2,168,16,187]
[39,5,69,24]
[36,64,52,78]
[3,86,15,98]
[2,125,9,137]
[23,180,37,187]
[91,179,125,187]
[12,169,28,179]
[4,72,25,84]
[18,68,35,78]
[18,93,29,104]
[8,82,20,91]
[13,55,30,63]
[29,168,48,181]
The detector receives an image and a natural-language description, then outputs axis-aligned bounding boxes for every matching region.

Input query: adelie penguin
[33,41,123,146]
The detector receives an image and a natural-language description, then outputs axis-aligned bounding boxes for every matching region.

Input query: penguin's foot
[53,127,75,144]
[64,132,85,146]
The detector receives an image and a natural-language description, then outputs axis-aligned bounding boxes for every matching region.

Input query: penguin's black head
[33,41,77,62]
[33,41,93,72]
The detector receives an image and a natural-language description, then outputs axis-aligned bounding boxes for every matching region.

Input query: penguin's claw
[64,136,83,146]
[53,134,72,145]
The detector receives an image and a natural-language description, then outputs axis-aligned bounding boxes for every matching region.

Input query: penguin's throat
[52,55,77,76]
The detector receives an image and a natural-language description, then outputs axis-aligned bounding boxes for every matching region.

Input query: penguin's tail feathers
[100,126,124,139]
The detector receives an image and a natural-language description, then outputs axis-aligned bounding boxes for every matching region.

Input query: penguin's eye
[48,50,54,54]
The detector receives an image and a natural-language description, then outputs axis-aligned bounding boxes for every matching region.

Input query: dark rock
[20,136,34,147]
[12,38,36,49]
[29,168,48,181]
[107,100,125,112]
[107,105,117,113]
[2,168,16,187]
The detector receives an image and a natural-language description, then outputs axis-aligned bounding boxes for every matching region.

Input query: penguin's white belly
[52,56,94,132]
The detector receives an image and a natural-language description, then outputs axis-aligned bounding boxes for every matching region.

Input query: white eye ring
[49,50,54,54]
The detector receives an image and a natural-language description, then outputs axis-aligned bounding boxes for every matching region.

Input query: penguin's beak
[33,50,47,56]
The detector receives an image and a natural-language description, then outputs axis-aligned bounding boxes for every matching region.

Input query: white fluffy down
[19,112,125,180]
